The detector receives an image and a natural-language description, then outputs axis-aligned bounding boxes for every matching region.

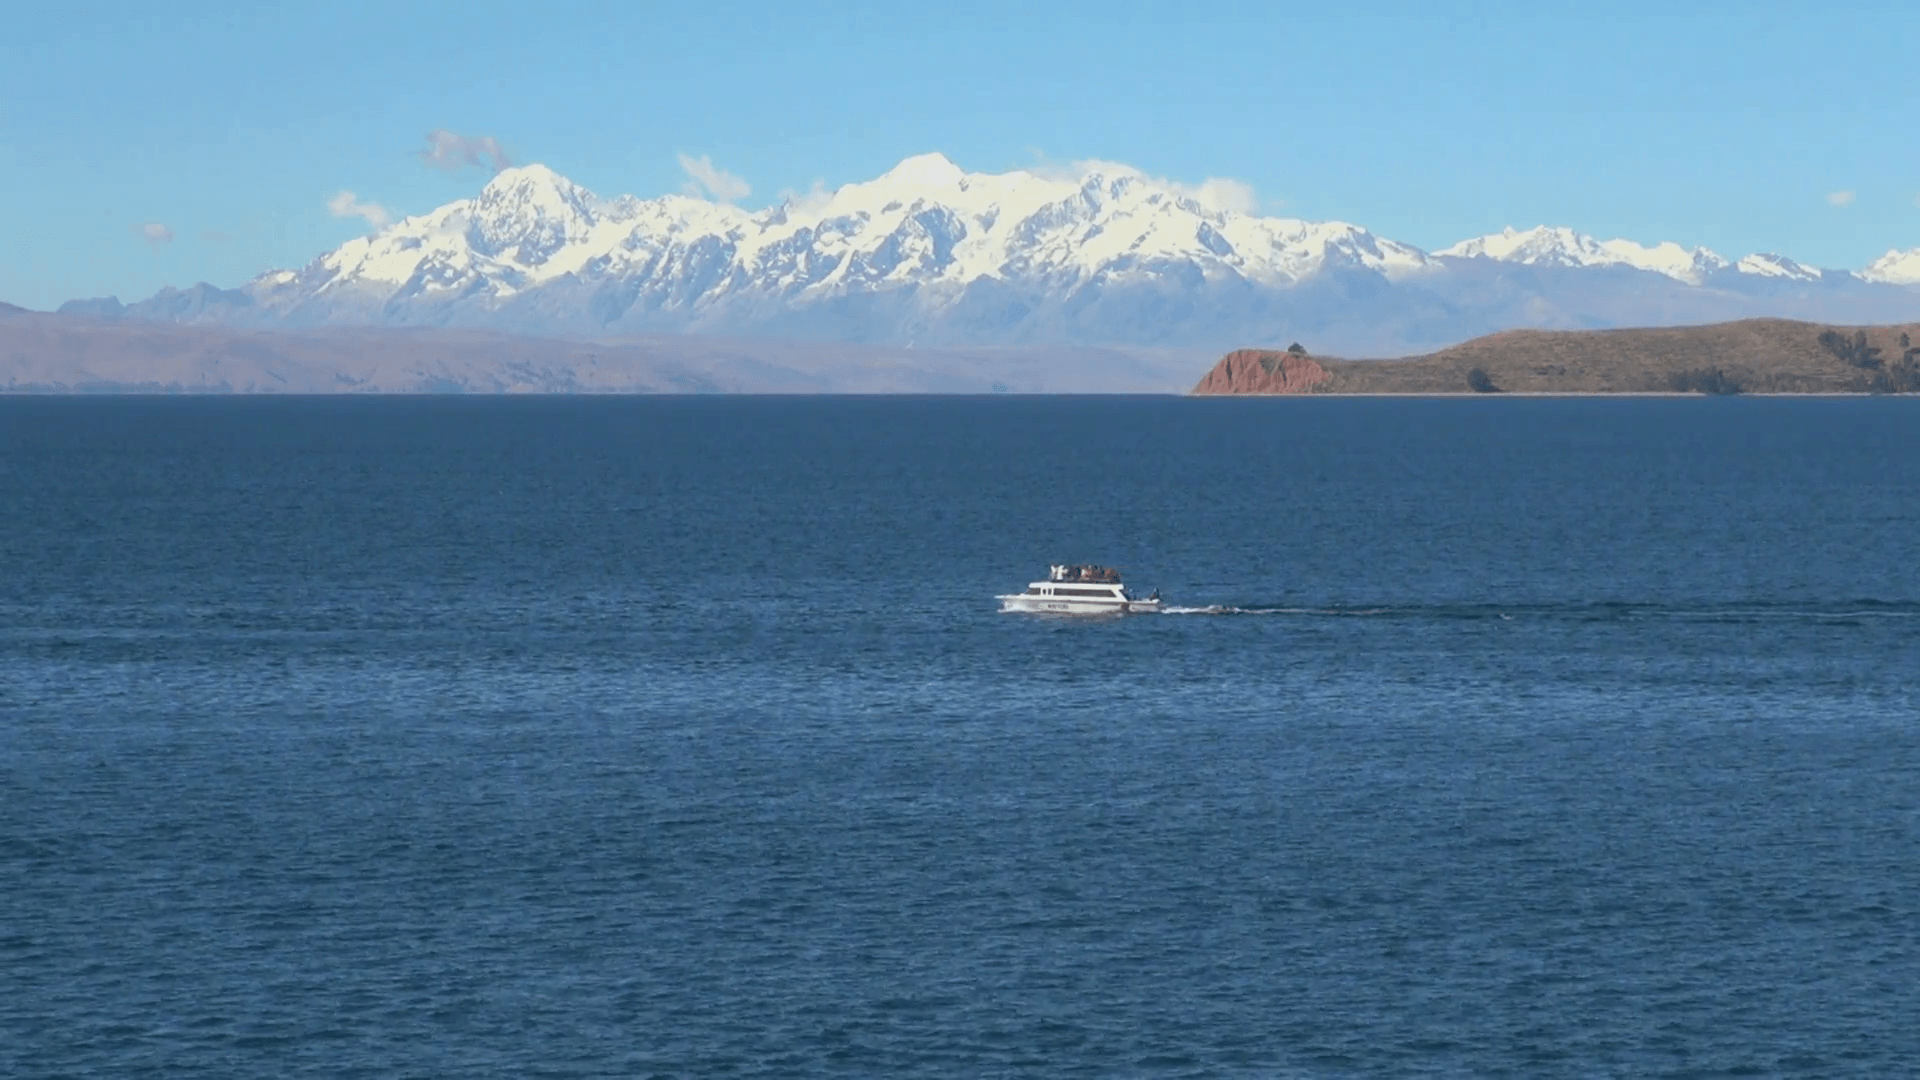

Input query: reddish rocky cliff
[1190,349,1329,394]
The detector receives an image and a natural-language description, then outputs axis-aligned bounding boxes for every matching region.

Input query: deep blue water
[2,396,1917,1078]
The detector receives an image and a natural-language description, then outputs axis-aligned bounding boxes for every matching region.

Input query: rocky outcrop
[1190,349,1330,394]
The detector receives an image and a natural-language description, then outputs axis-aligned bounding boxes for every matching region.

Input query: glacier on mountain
[1436,226,1735,285]
[244,154,1435,341]
[1734,253,1825,282]
[61,155,1920,356]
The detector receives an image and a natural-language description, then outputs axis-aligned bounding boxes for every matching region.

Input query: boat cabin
[1018,564,1135,599]
[1000,563,1160,610]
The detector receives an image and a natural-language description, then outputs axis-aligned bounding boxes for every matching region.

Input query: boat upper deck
[1048,564,1123,584]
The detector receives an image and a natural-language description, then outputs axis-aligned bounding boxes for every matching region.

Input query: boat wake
[1160,605,1374,616]
[1155,600,1920,622]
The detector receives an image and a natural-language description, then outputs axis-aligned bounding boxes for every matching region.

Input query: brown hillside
[1192,319,1920,395]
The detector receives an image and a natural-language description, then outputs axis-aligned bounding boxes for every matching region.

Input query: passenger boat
[997,564,1162,615]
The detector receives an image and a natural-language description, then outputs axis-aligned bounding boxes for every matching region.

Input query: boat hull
[997,595,1161,615]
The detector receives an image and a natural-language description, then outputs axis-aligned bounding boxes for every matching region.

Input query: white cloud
[421,130,512,173]
[136,223,173,244]
[1026,158,1134,185]
[678,153,751,202]
[777,179,833,216]
[1179,176,1261,215]
[327,191,392,231]
[1029,158,1263,215]
[1828,190,1856,207]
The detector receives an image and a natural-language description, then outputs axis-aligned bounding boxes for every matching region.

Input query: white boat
[997,564,1162,615]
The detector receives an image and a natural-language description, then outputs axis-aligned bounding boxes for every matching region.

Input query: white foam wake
[1159,605,1319,616]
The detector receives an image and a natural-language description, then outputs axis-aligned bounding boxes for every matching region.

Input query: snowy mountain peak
[875,152,967,189]
[1736,253,1822,282]
[1438,225,1728,285]
[1860,246,1920,285]
[481,161,568,190]
[473,163,601,221]
[1438,225,1603,263]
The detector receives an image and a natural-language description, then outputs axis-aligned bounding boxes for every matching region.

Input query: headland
[1192,319,1920,395]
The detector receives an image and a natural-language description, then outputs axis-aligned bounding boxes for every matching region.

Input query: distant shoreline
[1196,391,1905,398]
[5,389,1916,401]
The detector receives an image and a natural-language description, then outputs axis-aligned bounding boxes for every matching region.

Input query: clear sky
[4,0,1916,309]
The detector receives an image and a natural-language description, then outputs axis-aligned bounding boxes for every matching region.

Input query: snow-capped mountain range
[62,154,1920,355]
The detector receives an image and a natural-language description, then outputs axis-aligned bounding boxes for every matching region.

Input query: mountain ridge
[1,310,1205,394]
[58,155,1920,356]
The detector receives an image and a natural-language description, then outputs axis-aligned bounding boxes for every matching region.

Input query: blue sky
[3,0,1916,309]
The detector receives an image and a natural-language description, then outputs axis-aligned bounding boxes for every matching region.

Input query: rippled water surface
[4,396,1918,1077]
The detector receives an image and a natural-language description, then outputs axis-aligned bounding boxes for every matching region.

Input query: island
[1191,319,1920,395]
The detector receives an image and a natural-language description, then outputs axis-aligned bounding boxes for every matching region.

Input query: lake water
[3,396,1917,1077]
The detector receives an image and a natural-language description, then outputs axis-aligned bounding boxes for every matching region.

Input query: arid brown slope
[1192,319,1920,394]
